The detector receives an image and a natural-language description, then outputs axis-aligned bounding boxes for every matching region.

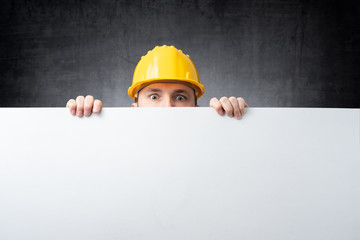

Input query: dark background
[1,0,359,107]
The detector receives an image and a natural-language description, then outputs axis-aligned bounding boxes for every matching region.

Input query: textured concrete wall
[1,0,359,107]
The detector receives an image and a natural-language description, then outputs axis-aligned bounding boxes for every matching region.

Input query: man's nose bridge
[162,95,174,107]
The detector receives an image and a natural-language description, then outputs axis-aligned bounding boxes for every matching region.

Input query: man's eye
[150,94,158,100]
[176,95,186,101]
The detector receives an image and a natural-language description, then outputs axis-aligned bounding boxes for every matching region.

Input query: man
[66,45,248,119]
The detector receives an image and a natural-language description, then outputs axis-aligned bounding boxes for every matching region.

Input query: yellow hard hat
[128,45,205,100]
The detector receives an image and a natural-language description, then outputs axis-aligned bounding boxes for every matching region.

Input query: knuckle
[84,98,94,106]
[229,96,236,101]
[214,105,222,110]
[209,98,220,107]
[85,96,94,103]
[76,95,84,101]
[237,97,244,102]
[210,97,219,104]
[66,99,75,107]
[220,96,228,102]
[93,100,103,112]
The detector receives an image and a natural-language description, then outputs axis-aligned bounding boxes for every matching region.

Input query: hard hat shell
[128,45,205,100]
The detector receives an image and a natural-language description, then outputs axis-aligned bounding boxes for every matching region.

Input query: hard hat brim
[128,78,205,100]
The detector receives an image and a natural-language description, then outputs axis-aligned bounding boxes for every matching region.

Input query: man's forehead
[140,82,194,93]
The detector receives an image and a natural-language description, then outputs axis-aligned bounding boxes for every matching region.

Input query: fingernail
[84,110,90,116]
[77,110,83,116]
[71,110,75,115]
[219,109,224,115]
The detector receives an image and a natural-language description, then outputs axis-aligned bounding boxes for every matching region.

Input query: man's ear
[131,103,138,107]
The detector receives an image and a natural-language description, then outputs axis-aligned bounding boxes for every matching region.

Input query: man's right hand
[66,95,103,117]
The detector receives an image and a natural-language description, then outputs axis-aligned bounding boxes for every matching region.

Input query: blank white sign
[0,107,359,240]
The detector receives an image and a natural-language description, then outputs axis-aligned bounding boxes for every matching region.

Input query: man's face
[132,82,197,107]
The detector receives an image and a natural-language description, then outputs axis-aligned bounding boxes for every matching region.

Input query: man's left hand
[210,97,248,120]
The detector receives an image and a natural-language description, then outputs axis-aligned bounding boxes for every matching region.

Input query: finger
[219,97,234,117]
[209,97,225,115]
[237,97,247,116]
[229,96,241,119]
[237,97,249,108]
[93,99,103,113]
[76,96,85,117]
[84,95,94,117]
[66,99,76,116]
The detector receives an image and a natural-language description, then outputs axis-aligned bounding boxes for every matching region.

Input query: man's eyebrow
[172,89,191,95]
[144,88,162,93]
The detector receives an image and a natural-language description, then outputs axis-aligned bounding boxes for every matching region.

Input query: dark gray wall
[1,0,359,107]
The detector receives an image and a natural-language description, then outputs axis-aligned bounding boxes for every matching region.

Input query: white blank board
[0,107,359,240]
